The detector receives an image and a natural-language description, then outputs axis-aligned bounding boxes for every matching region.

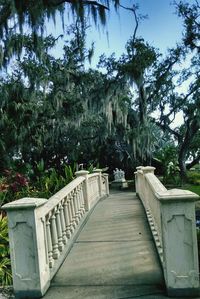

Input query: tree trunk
[178,155,187,183]
[138,84,147,124]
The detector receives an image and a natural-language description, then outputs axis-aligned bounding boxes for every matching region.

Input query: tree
[98,34,163,166]
[0,0,120,68]
[176,0,200,51]
[0,21,132,171]
[150,1,200,180]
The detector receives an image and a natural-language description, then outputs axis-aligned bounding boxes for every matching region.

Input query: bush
[0,162,77,205]
[187,171,200,185]
[0,170,29,205]
[0,214,12,286]
[163,162,181,186]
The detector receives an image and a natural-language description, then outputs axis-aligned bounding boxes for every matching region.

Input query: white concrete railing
[135,166,200,297]
[3,169,109,299]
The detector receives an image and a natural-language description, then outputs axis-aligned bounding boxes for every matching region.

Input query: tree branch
[0,4,12,27]
[50,0,109,10]
[186,154,200,169]
[154,119,181,139]
[119,4,139,42]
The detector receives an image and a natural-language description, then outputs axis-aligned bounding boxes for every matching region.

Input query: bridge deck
[43,191,167,299]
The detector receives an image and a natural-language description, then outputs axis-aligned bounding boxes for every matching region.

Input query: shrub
[0,162,77,205]
[0,170,29,205]
[163,162,181,186]
[0,214,12,286]
[187,171,200,185]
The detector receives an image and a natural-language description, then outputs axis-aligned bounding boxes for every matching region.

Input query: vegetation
[0,162,78,207]
[0,1,200,181]
[0,215,12,286]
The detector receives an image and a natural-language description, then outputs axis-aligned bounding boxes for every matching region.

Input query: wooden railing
[3,169,109,299]
[135,166,200,297]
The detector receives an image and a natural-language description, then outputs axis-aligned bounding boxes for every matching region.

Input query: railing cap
[2,197,47,211]
[157,188,200,202]
[75,170,89,177]
[136,166,143,170]
[141,166,155,174]
[93,168,102,173]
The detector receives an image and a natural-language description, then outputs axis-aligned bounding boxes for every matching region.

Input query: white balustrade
[3,170,109,298]
[102,173,109,196]
[88,174,99,205]
[135,166,200,297]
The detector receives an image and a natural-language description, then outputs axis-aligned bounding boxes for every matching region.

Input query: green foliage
[165,162,180,186]
[154,145,181,185]
[176,1,200,50]
[1,1,199,181]
[0,20,133,171]
[196,229,200,268]
[86,163,100,173]
[0,170,29,205]
[0,0,120,68]
[187,171,200,185]
[124,37,158,83]
[64,164,76,184]
[24,163,76,198]
[0,161,77,205]
[0,215,12,286]
[182,184,200,196]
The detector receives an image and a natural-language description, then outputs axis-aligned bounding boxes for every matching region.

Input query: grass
[180,184,200,196]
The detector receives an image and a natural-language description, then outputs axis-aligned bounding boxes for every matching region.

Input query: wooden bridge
[3,167,200,298]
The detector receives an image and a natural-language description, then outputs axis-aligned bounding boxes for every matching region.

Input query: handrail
[3,169,109,298]
[40,176,85,216]
[135,166,200,297]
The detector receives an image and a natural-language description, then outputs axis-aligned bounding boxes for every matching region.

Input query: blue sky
[85,0,184,66]
[47,0,185,67]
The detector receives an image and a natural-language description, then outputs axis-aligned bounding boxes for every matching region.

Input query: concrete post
[75,170,90,211]
[158,190,200,297]
[141,166,155,174]
[2,198,50,299]
[93,169,102,198]
[103,173,109,196]
[135,166,143,195]
[137,166,200,296]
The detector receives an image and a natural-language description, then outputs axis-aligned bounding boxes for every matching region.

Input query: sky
[46,0,186,126]
[47,0,184,67]
[85,0,184,66]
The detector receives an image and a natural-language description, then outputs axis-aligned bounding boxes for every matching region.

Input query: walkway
[43,191,166,299]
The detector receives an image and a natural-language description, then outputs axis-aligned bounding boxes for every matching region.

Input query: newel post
[159,191,200,297]
[93,169,102,198]
[135,166,143,195]
[75,170,90,211]
[103,173,109,196]
[3,198,50,299]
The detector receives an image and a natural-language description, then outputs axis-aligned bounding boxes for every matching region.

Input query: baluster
[73,189,80,224]
[75,186,82,220]
[55,204,64,252]
[70,191,77,229]
[81,183,86,215]
[63,197,71,239]
[76,185,81,218]
[60,200,67,245]
[88,179,91,203]
[46,213,54,268]
[93,179,95,199]
[50,208,59,259]
[92,178,95,199]
[67,196,74,234]
[79,184,85,217]
[93,178,96,199]
[95,177,98,197]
